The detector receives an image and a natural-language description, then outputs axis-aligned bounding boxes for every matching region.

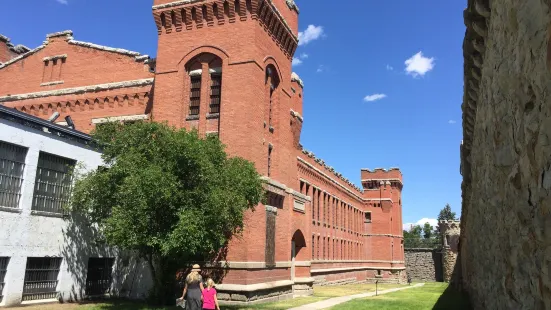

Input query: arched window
[265,65,280,128]
[185,53,223,117]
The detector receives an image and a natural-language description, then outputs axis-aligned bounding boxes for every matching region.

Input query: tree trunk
[146,254,177,306]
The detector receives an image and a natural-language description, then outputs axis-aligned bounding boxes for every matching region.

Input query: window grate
[0,141,27,209]
[86,258,114,296]
[22,257,62,301]
[209,74,222,114]
[32,152,76,214]
[265,211,276,268]
[189,75,201,116]
[0,257,9,303]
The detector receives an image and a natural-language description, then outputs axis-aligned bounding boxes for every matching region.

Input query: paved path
[288,283,425,310]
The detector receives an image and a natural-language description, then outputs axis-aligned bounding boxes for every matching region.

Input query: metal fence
[0,141,27,209]
[85,258,114,296]
[404,238,441,249]
[32,152,76,214]
[22,257,62,301]
[0,257,9,303]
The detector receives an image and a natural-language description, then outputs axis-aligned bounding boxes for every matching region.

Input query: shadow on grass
[432,285,472,310]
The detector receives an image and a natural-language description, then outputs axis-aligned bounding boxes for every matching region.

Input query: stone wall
[404,249,443,282]
[460,0,551,309]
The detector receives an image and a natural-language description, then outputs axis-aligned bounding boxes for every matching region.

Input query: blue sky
[0,0,465,229]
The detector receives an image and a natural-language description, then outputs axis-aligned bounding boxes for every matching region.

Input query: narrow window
[317,190,320,223]
[311,187,316,223]
[209,73,222,114]
[32,152,76,214]
[0,141,27,209]
[269,86,274,126]
[265,210,276,268]
[22,257,62,301]
[0,257,9,303]
[189,75,201,116]
[267,145,272,177]
[322,237,326,260]
[86,258,114,296]
[312,235,315,260]
[317,236,320,260]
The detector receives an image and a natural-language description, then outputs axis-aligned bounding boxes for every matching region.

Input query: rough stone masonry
[460,0,551,309]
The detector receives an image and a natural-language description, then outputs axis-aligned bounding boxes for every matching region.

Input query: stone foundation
[217,286,294,305]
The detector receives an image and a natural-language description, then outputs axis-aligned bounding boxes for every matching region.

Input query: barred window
[86,258,114,296]
[265,210,276,268]
[32,152,76,214]
[267,145,273,177]
[0,141,27,209]
[0,257,9,303]
[189,75,201,116]
[209,73,222,114]
[22,257,62,301]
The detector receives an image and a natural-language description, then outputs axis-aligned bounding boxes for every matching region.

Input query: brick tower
[150,0,305,301]
[361,168,405,275]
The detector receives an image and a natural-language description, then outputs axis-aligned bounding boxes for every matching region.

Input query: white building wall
[0,119,152,307]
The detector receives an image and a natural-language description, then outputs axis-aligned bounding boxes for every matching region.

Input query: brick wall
[0,0,406,299]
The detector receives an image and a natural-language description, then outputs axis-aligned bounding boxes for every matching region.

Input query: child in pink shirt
[202,278,220,310]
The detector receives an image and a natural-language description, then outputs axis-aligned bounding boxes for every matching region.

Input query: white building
[0,105,151,307]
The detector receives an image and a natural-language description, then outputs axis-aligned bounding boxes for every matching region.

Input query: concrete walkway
[288,283,425,310]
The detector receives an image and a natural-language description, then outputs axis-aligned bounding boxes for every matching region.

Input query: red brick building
[0,0,405,304]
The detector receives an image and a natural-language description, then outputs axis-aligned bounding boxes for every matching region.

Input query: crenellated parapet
[360,168,403,191]
[152,0,298,58]
[298,146,364,194]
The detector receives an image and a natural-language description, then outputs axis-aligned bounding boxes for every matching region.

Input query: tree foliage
[438,203,457,221]
[70,122,264,303]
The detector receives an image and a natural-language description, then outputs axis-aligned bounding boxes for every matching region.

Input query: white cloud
[292,58,303,66]
[316,65,324,73]
[298,25,324,46]
[386,64,394,71]
[363,94,387,102]
[403,218,439,231]
[300,53,309,59]
[56,0,68,4]
[448,120,457,124]
[404,51,435,77]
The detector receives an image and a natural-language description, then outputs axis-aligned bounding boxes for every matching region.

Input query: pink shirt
[202,287,217,309]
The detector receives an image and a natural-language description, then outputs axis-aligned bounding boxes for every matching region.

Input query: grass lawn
[330,283,472,310]
[9,283,415,310]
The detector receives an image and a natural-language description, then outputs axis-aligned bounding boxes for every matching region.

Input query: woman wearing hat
[178,264,204,310]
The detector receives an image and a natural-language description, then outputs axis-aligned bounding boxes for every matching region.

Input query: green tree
[403,224,423,239]
[438,204,457,221]
[423,222,435,239]
[70,122,264,304]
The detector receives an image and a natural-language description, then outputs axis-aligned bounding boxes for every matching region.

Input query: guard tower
[438,220,461,283]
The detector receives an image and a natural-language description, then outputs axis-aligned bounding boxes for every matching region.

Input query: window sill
[293,207,305,214]
[0,206,22,214]
[21,299,58,305]
[31,210,66,218]
[206,113,220,119]
[186,115,199,121]
[40,81,64,87]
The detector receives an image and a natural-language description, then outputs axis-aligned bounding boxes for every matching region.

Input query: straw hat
[191,264,201,272]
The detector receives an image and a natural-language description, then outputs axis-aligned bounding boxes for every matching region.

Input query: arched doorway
[291,230,306,281]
